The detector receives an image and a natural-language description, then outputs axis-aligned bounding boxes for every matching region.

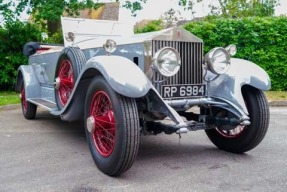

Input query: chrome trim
[144,41,153,79]
[165,97,229,107]
[165,97,250,122]
[152,40,203,86]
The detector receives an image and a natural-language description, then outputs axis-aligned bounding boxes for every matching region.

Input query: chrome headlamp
[153,47,181,77]
[225,44,237,56]
[103,39,117,54]
[205,47,230,75]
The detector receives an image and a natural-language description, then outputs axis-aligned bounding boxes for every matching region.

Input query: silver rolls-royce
[16,17,271,176]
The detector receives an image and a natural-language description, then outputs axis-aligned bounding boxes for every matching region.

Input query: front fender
[53,55,153,121]
[83,55,153,98]
[228,58,271,90]
[208,58,271,114]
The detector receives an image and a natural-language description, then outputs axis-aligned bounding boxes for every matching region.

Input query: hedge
[184,16,287,91]
[1,17,286,91]
[0,20,42,90]
[134,20,163,34]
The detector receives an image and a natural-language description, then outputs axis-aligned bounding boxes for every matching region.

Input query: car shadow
[31,110,254,179]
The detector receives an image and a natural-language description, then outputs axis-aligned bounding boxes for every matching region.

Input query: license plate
[161,84,206,99]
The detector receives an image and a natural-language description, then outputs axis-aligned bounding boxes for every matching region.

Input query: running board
[28,98,59,112]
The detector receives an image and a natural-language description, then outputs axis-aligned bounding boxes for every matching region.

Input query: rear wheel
[85,77,140,176]
[205,86,269,153]
[20,82,37,119]
[55,47,86,109]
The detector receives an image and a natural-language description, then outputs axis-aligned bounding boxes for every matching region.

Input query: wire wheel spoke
[90,91,116,157]
[95,120,115,140]
[57,60,74,106]
[21,88,28,111]
[60,77,73,89]
[218,126,245,137]
[95,128,115,153]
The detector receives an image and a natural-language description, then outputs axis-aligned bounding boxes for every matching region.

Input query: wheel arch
[15,65,41,98]
[208,58,271,116]
[15,69,24,92]
[54,67,101,121]
[84,56,153,98]
[58,55,153,121]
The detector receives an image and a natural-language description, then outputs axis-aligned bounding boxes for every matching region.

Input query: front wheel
[205,86,270,153]
[84,76,140,176]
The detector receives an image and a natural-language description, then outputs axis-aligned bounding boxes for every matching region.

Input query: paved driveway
[0,107,286,192]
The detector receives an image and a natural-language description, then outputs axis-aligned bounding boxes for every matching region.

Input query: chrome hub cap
[87,116,95,134]
[55,77,61,90]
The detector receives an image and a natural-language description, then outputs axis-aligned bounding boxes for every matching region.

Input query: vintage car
[16,17,270,176]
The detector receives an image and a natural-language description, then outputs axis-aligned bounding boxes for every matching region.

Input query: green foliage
[0,20,42,90]
[208,0,279,17]
[1,0,104,22]
[43,30,64,44]
[0,91,20,106]
[134,20,163,34]
[0,0,147,24]
[184,16,287,91]
[178,0,278,18]
[122,0,147,16]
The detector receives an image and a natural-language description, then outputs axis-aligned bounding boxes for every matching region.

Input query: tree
[0,0,280,35]
[178,0,201,18]
[208,0,279,17]
[0,0,149,22]
[0,0,148,35]
[122,0,147,16]
[1,0,105,35]
[162,8,180,28]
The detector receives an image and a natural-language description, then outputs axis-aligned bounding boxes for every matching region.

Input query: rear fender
[16,65,41,99]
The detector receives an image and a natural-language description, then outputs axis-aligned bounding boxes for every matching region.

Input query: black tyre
[20,82,37,119]
[205,86,270,153]
[84,76,140,176]
[55,47,86,109]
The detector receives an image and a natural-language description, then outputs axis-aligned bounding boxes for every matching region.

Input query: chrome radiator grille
[152,40,203,85]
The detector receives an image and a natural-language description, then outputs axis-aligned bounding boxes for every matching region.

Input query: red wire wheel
[216,126,245,138]
[21,86,28,112]
[20,82,37,119]
[214,110,246,138]
[205,86,269,153]
[57,60,74,106]
[89,91,116,157]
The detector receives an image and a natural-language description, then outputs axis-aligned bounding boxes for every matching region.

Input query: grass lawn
[265,91,287,101]
[0,91,20,106]
[0,90,287,106]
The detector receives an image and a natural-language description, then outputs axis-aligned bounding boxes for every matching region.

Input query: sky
[117,0,287,24]
[4,0,287,24]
